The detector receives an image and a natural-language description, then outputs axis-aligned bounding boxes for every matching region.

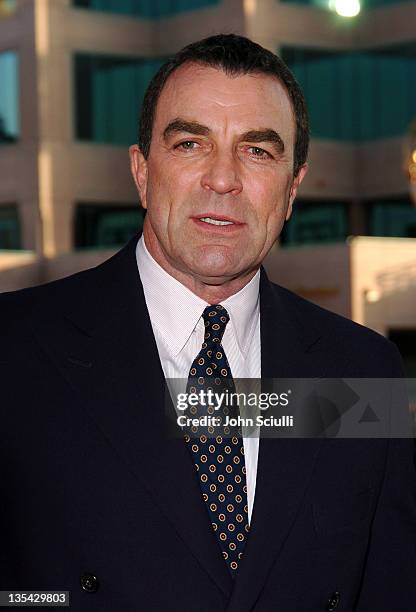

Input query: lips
[192,214,244,233]
[192,213,243,225]
[200,217,233,226]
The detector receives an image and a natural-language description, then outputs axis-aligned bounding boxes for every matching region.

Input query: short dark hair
[138,33,309,177]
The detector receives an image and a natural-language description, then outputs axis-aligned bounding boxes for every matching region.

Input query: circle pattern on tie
[184,304,249,576]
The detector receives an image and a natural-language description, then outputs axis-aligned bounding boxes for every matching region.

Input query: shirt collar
[136,235,260,358]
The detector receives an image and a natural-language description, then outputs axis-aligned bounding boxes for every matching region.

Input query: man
[1,34,415,611]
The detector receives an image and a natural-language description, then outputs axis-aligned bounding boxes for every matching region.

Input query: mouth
[199,217,234,226]
[192,213,244,232]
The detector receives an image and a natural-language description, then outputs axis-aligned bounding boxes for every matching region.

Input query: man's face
[130,63,307,285]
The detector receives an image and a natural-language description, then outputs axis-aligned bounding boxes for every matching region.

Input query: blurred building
[1,0,416,373]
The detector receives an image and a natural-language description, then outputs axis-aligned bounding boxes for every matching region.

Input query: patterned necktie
[184,304,249,575]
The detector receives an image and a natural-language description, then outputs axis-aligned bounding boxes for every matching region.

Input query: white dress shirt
[136,235,261,523]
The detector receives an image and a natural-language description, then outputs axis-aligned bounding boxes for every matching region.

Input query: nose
[200,150,243,195]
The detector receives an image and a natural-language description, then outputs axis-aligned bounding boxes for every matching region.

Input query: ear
[129,144,149,209]
[285,163,308,221]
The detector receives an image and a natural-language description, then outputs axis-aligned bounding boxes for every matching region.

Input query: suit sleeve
[355,343,416,610]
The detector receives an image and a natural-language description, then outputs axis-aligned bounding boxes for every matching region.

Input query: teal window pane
[356,51,416,140]
[280,201,349,245]
[282,48,357,141]
[0,0,16,17]
[74,54,165,144]
[0,51,19,143]
[72,0,220,19]
[74,204,145,248]
[355,54,376,140]
[0,205,20,249]
[369,199,416,237]
[281,45,416,141]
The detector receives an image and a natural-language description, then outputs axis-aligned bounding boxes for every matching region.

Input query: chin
[189,262,242,283]
[198,244,253,275]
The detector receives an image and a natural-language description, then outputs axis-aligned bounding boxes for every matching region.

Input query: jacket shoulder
[0,239,131,320]
[0,265,94,320]
[270,281,403,376]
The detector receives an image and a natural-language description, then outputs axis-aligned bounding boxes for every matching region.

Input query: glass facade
[72,0,220,19]
[280,200,349,245]
[74,203,145,248]
[0,50,19,143]
[368,198,416,237]
[0,205,20,249]
[281,45,416,141]
[74,53,165,145]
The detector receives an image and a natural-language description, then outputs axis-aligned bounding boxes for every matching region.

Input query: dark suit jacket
[1,232,416,611]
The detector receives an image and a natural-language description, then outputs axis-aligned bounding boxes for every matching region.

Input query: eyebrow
[240,129,285,156]
[163,118,285,155]
[163,119,210,140]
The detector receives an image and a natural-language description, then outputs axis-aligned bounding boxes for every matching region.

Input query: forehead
[154,62,295,138]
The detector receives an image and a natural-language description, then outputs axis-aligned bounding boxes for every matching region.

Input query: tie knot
[202,304,230,344]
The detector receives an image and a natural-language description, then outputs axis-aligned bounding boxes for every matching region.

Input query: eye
[174,140,199,151]
[248,146,272,159]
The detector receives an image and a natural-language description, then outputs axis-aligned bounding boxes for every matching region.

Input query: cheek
[146,173,190,238]
[148,159,194,206]
[250,180,288,224]
[249,182,291,248]
[146,169,173,218]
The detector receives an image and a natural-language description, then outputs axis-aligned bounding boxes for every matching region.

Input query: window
[72,0,220,19]
[0,205,20,249]
[280,200,349,246]
[74,54,165,145]
[74,204,145,248]
[281,44,416,141]
[0,50,19,143]
[368,198,416,237]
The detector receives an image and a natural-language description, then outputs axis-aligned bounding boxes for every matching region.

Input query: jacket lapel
[227,268,325,611]
[29,233,233,599]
